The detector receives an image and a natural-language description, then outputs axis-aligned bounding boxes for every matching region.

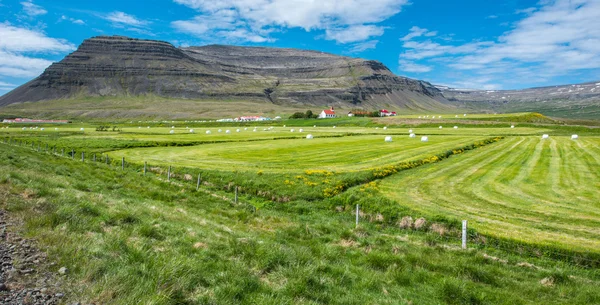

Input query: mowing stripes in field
[378,136,600,253]
[107,135,490,173]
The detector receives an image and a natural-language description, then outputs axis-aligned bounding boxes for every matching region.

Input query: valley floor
[1,127,600,304]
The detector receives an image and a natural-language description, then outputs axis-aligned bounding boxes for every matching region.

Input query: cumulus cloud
[172,0,408,44]
[399,0,600,88]
[0,23,74,79]
[0,23,75,53]
[20,0,46,17]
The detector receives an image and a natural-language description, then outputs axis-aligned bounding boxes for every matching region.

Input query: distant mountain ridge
[0,35,453,114]
[440,82,600,119]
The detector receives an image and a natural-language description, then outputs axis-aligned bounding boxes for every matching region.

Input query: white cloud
[21,0,46,17]
[400,26,437,41]
[0,50,53,77]
[171,9,273,43]
[60,15,85,25]
[398,59,431,73]
[104,11,149,27]
[325,25,385,44]
[172,0,408,43]
[0,23,75,53]
[399,0,600,88]
[0,24,74,80]
[348,40,379,53]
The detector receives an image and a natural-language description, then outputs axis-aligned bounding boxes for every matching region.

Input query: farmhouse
[235,116,269,122]
[319,107,336,118]
[379,109,397,117]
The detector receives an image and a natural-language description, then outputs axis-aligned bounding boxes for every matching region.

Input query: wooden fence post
[81,152,84,162]
[196,173,201,191]
[167,166,171,182]
[143,161,147,176]
[71,149,74,159]
[122,157,125,170]
[235,186,238,204]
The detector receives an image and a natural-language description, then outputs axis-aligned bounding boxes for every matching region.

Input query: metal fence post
[462,220,468,250]
[356,204,359,228]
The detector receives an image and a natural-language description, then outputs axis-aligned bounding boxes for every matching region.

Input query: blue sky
[1,0,599,96]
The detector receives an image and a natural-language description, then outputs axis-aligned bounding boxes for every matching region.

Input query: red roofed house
[379,109,397,117]
[319,107,336,119]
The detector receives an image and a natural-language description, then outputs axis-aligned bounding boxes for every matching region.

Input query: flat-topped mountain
[0,35,453,116]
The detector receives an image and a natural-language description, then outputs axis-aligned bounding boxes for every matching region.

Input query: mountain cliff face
[0,36,452,113]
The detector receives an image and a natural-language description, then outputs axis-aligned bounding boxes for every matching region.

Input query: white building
[319,107,336,118]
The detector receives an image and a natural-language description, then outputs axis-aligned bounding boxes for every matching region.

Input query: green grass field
[108,135,491,172]
[1,112,600,304]
[2,144,600,304]
[378,136,600,253]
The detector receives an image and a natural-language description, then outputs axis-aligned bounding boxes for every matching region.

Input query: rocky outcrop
[0,35,453,112]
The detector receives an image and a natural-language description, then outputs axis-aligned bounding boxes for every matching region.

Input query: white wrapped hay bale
[421,136,429,142]
[54,128,58,131]
[409,129,413,133]
[299,129,303,132]
[454,126,458,129]
[376,127,379,129]
[80,128,84,131]
[383,126,387,130]
[290,129,295,132]
[542,134,549,139]
[147,126,150,129]
[218,129,222,133]
[306,134,313,139]
[313,125,316,128]
[439,126,443,129]
[455,115,458,118]
[205,130,210,134]
[225,130,231,134]
[463,114,467,116]
[571,134,578,140]
[384,136,392,142]
[511,125,515,128]
[170,130,175,134]
[409,133,416,138]
[244,127,247,130]
[190,129,195,133]
[40,128,45,131]
[171,126,175,129]
[236,129,240,132]
[333,126,336,128]
[22,127,26,130]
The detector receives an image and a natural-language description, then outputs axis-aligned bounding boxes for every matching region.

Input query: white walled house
[319,107,336,118]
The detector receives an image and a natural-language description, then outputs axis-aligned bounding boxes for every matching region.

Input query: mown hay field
[107,135,492,172]
[378,136,600,253]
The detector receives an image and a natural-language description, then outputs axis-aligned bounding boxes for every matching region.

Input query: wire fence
[2,136,600,268]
